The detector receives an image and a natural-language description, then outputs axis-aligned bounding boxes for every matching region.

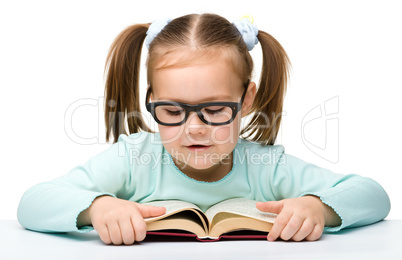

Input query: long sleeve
[268,153,391,232]
[17,135,133,233]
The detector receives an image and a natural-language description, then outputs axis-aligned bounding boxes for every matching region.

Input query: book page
[146,211,208,238]
[205,198,277,223]
[142,200,202,222]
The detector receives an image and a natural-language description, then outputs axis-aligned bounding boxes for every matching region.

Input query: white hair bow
[233,16,259,51]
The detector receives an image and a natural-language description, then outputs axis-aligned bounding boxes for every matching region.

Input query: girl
[17,13,390,245]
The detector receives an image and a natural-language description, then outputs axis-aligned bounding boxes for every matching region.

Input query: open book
[143,198,276,241]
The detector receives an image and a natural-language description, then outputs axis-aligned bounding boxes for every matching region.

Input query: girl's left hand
[256,196,340,242]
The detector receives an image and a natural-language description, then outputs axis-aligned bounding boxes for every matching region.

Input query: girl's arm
[17,135,133,233]
[258,153,390,241]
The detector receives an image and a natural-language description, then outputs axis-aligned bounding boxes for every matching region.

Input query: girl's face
[150,58,255,180]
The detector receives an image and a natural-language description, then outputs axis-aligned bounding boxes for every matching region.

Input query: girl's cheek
[211,124,239,145]
[159,125,184,145]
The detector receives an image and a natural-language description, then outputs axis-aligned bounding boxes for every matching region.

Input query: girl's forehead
[149,46,246,80]
[151,61,243,103]
[153,47,236,69]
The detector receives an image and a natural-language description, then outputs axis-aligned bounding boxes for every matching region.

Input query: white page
[205,198,277,223]
[143,200,202,222]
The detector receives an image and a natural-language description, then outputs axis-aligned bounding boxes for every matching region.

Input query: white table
[1,220,400,259]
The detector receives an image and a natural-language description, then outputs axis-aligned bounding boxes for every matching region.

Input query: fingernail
[267,236,275,242]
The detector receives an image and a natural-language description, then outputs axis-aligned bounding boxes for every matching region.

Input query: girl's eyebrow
[157,95,234,103]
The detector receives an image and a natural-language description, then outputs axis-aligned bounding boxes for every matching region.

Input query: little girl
[18,13,390,245]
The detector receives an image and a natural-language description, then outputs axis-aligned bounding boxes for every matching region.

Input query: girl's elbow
[364,176,391,219]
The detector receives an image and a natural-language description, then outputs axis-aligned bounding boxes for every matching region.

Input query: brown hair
[104,13,290,145]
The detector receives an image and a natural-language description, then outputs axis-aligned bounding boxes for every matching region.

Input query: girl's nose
[184,112,209,135]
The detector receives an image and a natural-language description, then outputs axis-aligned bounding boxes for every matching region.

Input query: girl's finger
[136,203,166,218]
[256,200,284,214]
[267,210,292,241]
[95,223,111,244]
[119,218,135,245]
[107,222,123,245]
[131,212,148,242]
[291,219,314,241]
[305,224,324,241]
[279,214,303,241]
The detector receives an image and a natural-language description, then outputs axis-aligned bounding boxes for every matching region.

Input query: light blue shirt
[17,132,390,233]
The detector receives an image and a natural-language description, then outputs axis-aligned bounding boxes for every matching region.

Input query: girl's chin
[170,148,231,169]
[187,162,215,170]
[177,159,214,170]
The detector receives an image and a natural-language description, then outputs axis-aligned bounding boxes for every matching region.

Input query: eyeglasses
[145,83,248,126]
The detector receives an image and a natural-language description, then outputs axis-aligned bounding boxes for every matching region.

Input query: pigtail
[104,23,154,143]
[240,31,291,145]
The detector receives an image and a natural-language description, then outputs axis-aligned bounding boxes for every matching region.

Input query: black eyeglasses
[145,83,249,126]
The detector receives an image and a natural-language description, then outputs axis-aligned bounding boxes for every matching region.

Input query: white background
[1,0,401,220]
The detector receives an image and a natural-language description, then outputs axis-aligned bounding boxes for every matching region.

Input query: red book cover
[145,230,268,242]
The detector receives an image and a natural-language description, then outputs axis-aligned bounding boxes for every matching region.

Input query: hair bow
[233,16,259,51]
[145,17,172,49]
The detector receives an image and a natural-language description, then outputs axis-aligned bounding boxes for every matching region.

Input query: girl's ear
[147,87,154,102]
[241,81,257,117]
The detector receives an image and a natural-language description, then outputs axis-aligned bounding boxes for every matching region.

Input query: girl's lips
[186,145,211,151]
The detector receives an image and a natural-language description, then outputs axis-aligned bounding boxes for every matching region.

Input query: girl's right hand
[78,196,166,245]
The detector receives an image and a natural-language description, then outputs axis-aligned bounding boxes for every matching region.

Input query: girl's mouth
[186,145,211,151]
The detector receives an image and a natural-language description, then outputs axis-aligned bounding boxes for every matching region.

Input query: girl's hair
[104,13,290,145]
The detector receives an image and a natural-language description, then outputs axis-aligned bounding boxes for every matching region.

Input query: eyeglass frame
[145,82,249,126]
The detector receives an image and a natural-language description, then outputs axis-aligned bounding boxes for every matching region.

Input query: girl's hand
[78,196,166,245]
[256,196,341,242]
